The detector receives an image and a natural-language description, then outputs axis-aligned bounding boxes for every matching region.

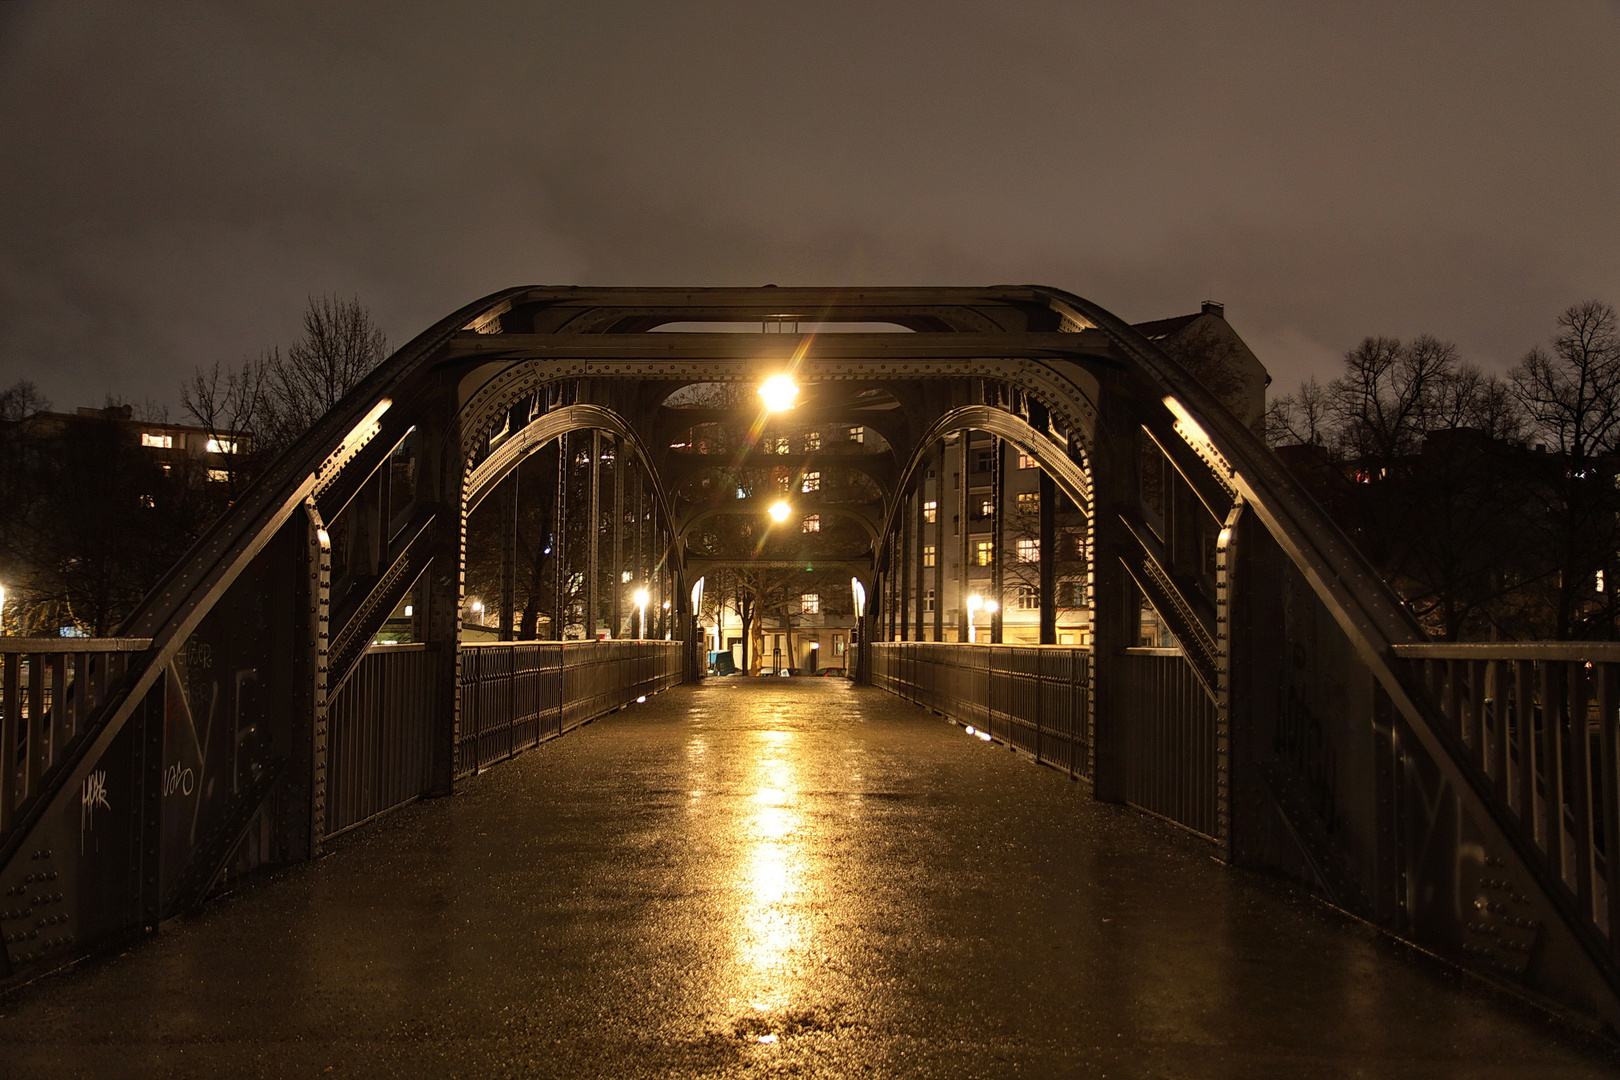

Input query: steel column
[991,434,1004,644]
[1039,467,1057,645]
[612,435,624,639]
[934,441,946,643]
[899,488,912,642]
[957,435,970,643]
[587,429,601,640]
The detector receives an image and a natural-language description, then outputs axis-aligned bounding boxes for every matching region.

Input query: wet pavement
[3,678,1619,1079]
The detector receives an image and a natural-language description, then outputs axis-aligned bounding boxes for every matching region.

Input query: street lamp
[758,374,798,412]
[768,500,791,522]
[470,599,484,625]
[966,594,982,643]
[633,587,649,640]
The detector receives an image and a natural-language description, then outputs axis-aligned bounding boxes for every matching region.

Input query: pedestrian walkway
[2,679,1616,1078]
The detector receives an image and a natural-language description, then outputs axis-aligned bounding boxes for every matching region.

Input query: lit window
[922,544,936,568]
[802,471,821,493]
[1600,571,1607,593]
[974,540,994,566]
[800,593,821,614]
[923,500,937,523]
[924,588,936,613]
[139,493,156,508]
[1018,452,1037,469]
[768,436,789,454]
[206,437,238,454]
[978,498,995,518]
[847,426,864,444]
[805,431,821,451]
[1016,491,1038,513]
[1016,538,1040,563]
[141,432,173,449]
[207,468,229,483]
[1016,584,1039,610]
[802,514,821,533]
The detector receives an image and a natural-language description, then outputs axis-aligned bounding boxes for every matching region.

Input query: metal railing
[0,637,150,841]
[1396,643,1620,951]
[457,639,682,776]
[869,642,1090,778]
[326,644,439,837]
[1120,648,1220,839]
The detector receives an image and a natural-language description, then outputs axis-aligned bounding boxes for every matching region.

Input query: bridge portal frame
[4,286,1620,1030]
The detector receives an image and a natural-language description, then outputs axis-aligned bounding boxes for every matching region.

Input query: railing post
[1,652,17,833]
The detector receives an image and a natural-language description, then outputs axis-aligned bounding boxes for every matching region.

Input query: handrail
[458,638,681,648]
[0,638,152,654]
[1394,642,1620,662]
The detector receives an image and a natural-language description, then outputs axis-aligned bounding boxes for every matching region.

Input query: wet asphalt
[3,678,1619,1079]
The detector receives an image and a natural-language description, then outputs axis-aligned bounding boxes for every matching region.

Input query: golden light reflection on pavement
[736,726,805,1013]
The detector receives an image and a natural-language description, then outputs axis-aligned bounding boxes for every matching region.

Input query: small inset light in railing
[965,726,976,736]
[637,695,647,703]
[977,731,992,742]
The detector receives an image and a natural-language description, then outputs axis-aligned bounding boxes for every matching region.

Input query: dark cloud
[1,0,1617,408]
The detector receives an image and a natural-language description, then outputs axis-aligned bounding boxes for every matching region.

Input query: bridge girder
[7,285,1620,1033]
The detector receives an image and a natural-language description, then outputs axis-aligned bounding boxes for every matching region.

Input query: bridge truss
[3,286,1619,1028]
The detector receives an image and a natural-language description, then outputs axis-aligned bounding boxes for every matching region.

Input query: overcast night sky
[1,2,1617,413]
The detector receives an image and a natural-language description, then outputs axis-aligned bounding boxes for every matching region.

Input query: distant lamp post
[470,599,484,626]
[0,583,7,635]
[966,594,983,643]
[633,588,650,640]
[768,500,791,523]
[758,374,798,412]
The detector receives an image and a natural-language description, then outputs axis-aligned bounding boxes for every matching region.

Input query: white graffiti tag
[81,769,111,847]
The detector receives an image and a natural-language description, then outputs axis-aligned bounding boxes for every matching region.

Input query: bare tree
[180,355,269,499]
[262,295,389,454]
[1509,300,1620,638]
[1266,376,1330,447]
[179,294,389,481]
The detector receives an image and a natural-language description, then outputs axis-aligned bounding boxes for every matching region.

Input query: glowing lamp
[758,374,799,412]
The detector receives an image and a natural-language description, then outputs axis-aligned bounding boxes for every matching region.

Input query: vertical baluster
[1571,661,1595,920]
[1443,658,1463,746]
[1516,660,1535,837]
[0,652,17,833]
[49,650,67,761]
[1469,659,1487,772]
[1600,663,1620,946]
[1490,659,1509,790]
[24,652,44,801]
[1541,661,1566,882]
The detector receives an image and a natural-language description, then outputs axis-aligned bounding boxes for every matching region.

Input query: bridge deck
[2,680,1615,1078]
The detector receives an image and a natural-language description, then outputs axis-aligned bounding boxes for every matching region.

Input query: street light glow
[758,374,798,412]
[633,588,649,607]
[768,500,791,522]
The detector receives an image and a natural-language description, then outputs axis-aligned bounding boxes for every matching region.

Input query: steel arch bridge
[4,286,1620,1028]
